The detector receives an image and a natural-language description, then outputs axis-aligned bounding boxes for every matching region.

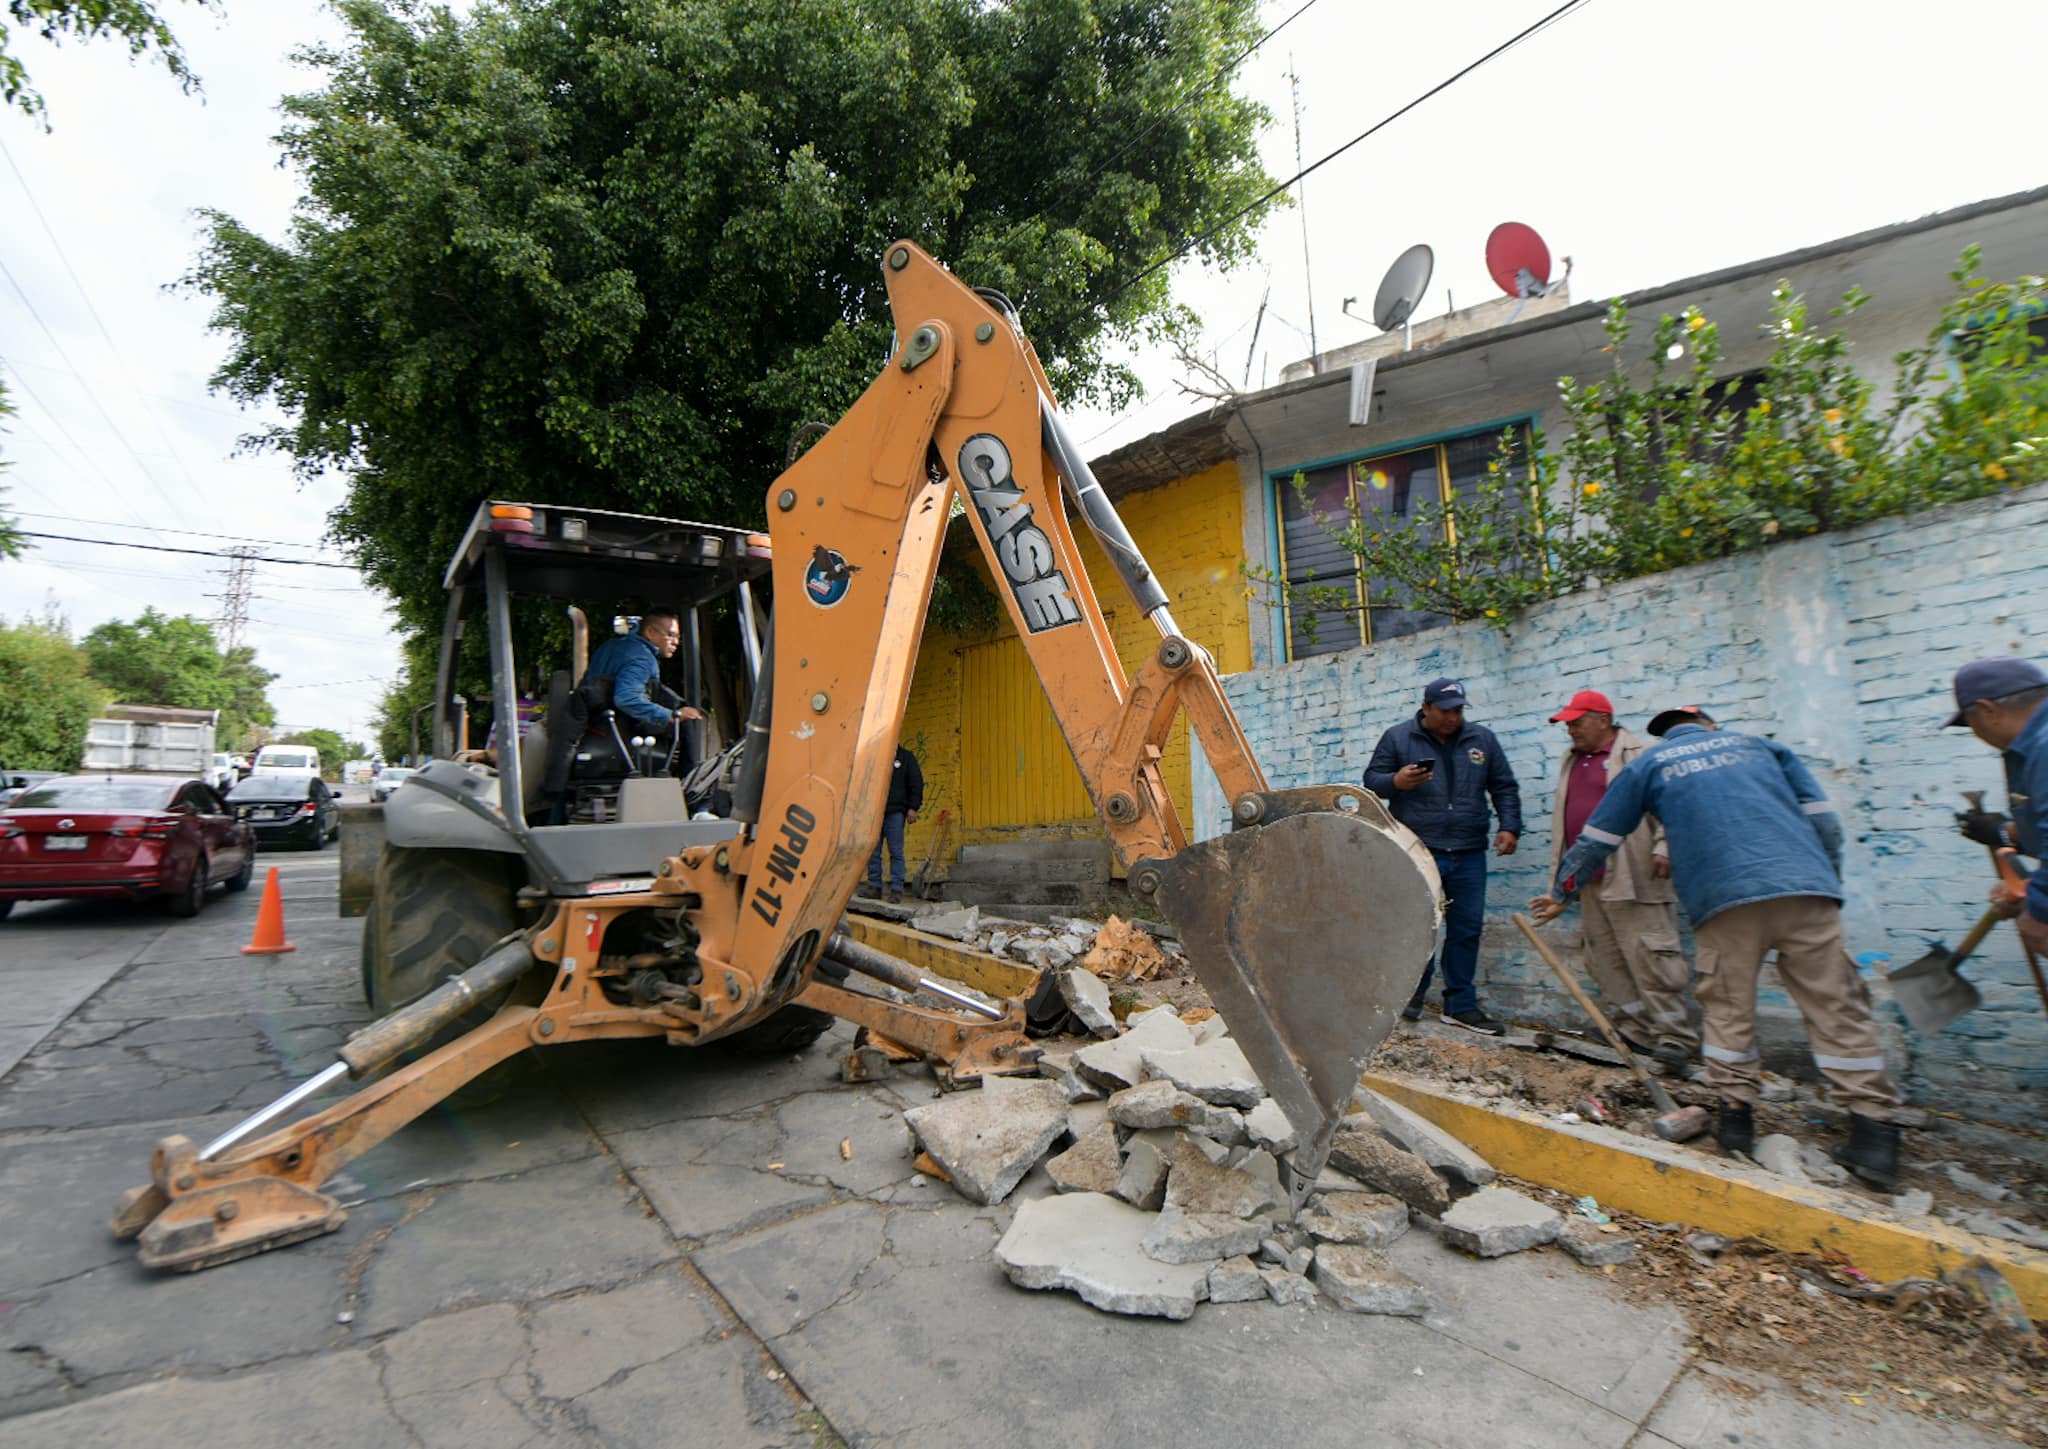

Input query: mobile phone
[1413,759,1435,775]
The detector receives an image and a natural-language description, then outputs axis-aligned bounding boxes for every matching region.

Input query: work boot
[887,889,903,904]
[1716,1102,1755,1156]
[1830,1114,1902,1192]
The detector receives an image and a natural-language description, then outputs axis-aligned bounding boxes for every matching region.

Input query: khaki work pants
[1692,895,1899,1119]
[1579,890,1699,1051]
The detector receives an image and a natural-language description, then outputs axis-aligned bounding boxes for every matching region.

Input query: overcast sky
[3,0,2045,750]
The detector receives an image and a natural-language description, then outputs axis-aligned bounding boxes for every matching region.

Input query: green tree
[77,608,277,746]
[279,727,366,778]
[3,1,213,124]
[190,0,1276,638]
[0,608,108,769]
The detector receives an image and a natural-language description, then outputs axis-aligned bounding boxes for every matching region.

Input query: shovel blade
[1154,790,1442,1199]
[1886,947,1983,1034]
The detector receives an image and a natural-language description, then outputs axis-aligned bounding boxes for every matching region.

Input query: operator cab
[393,500,773,893]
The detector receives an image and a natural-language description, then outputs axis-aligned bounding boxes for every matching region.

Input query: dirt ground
[1120,968,2048,1439]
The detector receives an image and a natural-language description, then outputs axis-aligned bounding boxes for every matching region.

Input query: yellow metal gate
[958,633,1095,830]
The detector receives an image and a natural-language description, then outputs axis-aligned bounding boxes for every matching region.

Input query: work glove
[1956,807,2012,849]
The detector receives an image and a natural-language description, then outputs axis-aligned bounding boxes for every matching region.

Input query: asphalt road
[0,843,1999,1448]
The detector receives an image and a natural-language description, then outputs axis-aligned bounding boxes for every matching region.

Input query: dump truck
[112,242,1444,1272]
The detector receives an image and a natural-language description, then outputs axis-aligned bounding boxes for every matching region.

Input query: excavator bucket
[1151,787,1442,1202]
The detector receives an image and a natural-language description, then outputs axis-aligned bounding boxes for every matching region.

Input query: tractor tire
[363,845,527,1032]
[721,1004,835,1055]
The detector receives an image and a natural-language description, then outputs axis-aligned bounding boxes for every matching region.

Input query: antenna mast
[1289,59,1319,374]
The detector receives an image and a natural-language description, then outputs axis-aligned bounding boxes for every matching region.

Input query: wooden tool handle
[1949,905,2005,968]
[1514,913,1679,1115]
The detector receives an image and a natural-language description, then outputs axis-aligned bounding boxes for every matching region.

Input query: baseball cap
[1647,705,1714,737]
[1422,677,1470,709]
[1549,689,1615,724]
[1943,656,2048,728]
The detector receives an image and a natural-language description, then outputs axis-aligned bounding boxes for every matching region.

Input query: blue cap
[1944,656,2048,727]
[1423,677,1470,709]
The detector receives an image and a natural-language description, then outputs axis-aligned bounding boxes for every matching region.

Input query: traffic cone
[241,866,296,955]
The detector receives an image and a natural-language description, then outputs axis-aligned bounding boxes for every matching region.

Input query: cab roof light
[490,504,537,535]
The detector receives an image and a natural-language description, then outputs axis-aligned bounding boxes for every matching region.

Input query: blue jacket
[1552,723,1844,926]
[585,633,672,730]
[1365,714,1523,852]
[2004,701,2048,923]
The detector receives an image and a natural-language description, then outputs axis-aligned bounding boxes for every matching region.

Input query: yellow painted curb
[1361,1070,2048,1319]
[841,915,1039,1001]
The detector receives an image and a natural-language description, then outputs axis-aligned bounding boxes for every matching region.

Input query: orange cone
[241,866,296,955]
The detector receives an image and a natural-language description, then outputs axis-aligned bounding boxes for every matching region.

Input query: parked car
[230,773,341,849]
[0,775,255,919]
[251,744,323,780]
[0,771,62,808]
[370,766,415,803]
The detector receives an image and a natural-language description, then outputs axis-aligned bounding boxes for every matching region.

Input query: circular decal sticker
[1467,747,1486,765]
[804,546,857,608]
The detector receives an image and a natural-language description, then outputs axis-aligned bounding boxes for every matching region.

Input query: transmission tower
[209,546,257,650]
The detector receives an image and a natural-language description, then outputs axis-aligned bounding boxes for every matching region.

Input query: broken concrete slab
[1208,1255,1266,1304]
[1107,1080,1247,1143]
[1314,1244,1431,1316]
[1891,1188,1934,1218]
[1073,1008,1197,1092]
[1557,1217,1638,1266]
[1259,1266,1318,1306]
[1139,1038,1264,1108]
[1141,1204,1269,1265]
[1056,968,1120,1039]
[1441,1188,1564,1258]
[1244,1098,1298,1155]
[1799,1143,1850,1185]
[1752,1134,1810,1182]
[1299,1191,1409,1249]
[902,1077,1068,1205]
[1045,1121,1122,1195]
[1326,1122,1450,1216]
[1113,1131,1172,1211]
[1161,1136,1282,1221]
[1189,1013,1230,1045]
[996,1193,1210,1320]
[1354,1088,1496,1187]
[1016,939,1076,973]
[917,904,982,942]
[1936,1161,2013,1202]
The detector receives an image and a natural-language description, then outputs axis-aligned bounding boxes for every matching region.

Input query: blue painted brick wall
[1196,483,2048,1125]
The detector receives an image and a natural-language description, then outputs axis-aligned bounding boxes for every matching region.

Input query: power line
[0,358,152,526]
[8,508,340,553]
[1053,0,1328,214]
[15,531,361,569]
[1110,0,1594,306]
[0,135,213,516]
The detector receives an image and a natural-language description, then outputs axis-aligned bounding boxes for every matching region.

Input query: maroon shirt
[1563,746,1612,878]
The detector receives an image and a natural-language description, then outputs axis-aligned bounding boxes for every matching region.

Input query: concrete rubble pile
[892,978,1638,1321]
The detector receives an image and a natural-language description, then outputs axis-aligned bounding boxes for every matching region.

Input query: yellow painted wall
[896,458,1251,872]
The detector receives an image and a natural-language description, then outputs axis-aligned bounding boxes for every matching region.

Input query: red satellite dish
[1486,222,1552,299]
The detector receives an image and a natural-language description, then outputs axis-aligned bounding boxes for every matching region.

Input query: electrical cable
[8,509,341,554]
[1108,0,1594,306]
[0,358,152,527]
[0,136,212,515]
[15,531,361,569]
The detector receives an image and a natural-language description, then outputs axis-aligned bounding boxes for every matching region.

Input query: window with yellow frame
[1274,423,1534,660]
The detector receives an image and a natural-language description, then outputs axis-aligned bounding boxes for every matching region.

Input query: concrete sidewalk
[0,858,2004,1447]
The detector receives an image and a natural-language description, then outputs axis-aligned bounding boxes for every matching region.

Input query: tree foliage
[78,607,276,745]
[1252,250,2048,635]
[278,726,367,778]
[2,0,211,124]
[0,608,108,769]
[190,0,1277,639]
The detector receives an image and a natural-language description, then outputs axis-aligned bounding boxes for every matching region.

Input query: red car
[0,775,256,920]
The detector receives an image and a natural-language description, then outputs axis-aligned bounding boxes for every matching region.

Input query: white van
[249,745,323,781]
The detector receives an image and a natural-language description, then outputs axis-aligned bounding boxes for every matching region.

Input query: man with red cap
[1545,690,1698,1065]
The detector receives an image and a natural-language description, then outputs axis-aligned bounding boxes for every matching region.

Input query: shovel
[910,808,950,900]
[1886,907,1995,1034]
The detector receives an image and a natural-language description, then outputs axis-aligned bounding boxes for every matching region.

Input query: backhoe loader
[112,242,1444,1272]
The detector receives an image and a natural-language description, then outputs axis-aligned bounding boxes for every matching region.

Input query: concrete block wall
[1195,482,2048,1126]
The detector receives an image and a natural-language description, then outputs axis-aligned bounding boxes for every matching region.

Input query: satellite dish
[1486,222,1553,299]
[1372,243,1435,332]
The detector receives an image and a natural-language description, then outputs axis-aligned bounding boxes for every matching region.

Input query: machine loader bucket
[1152,788,1442,1202]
